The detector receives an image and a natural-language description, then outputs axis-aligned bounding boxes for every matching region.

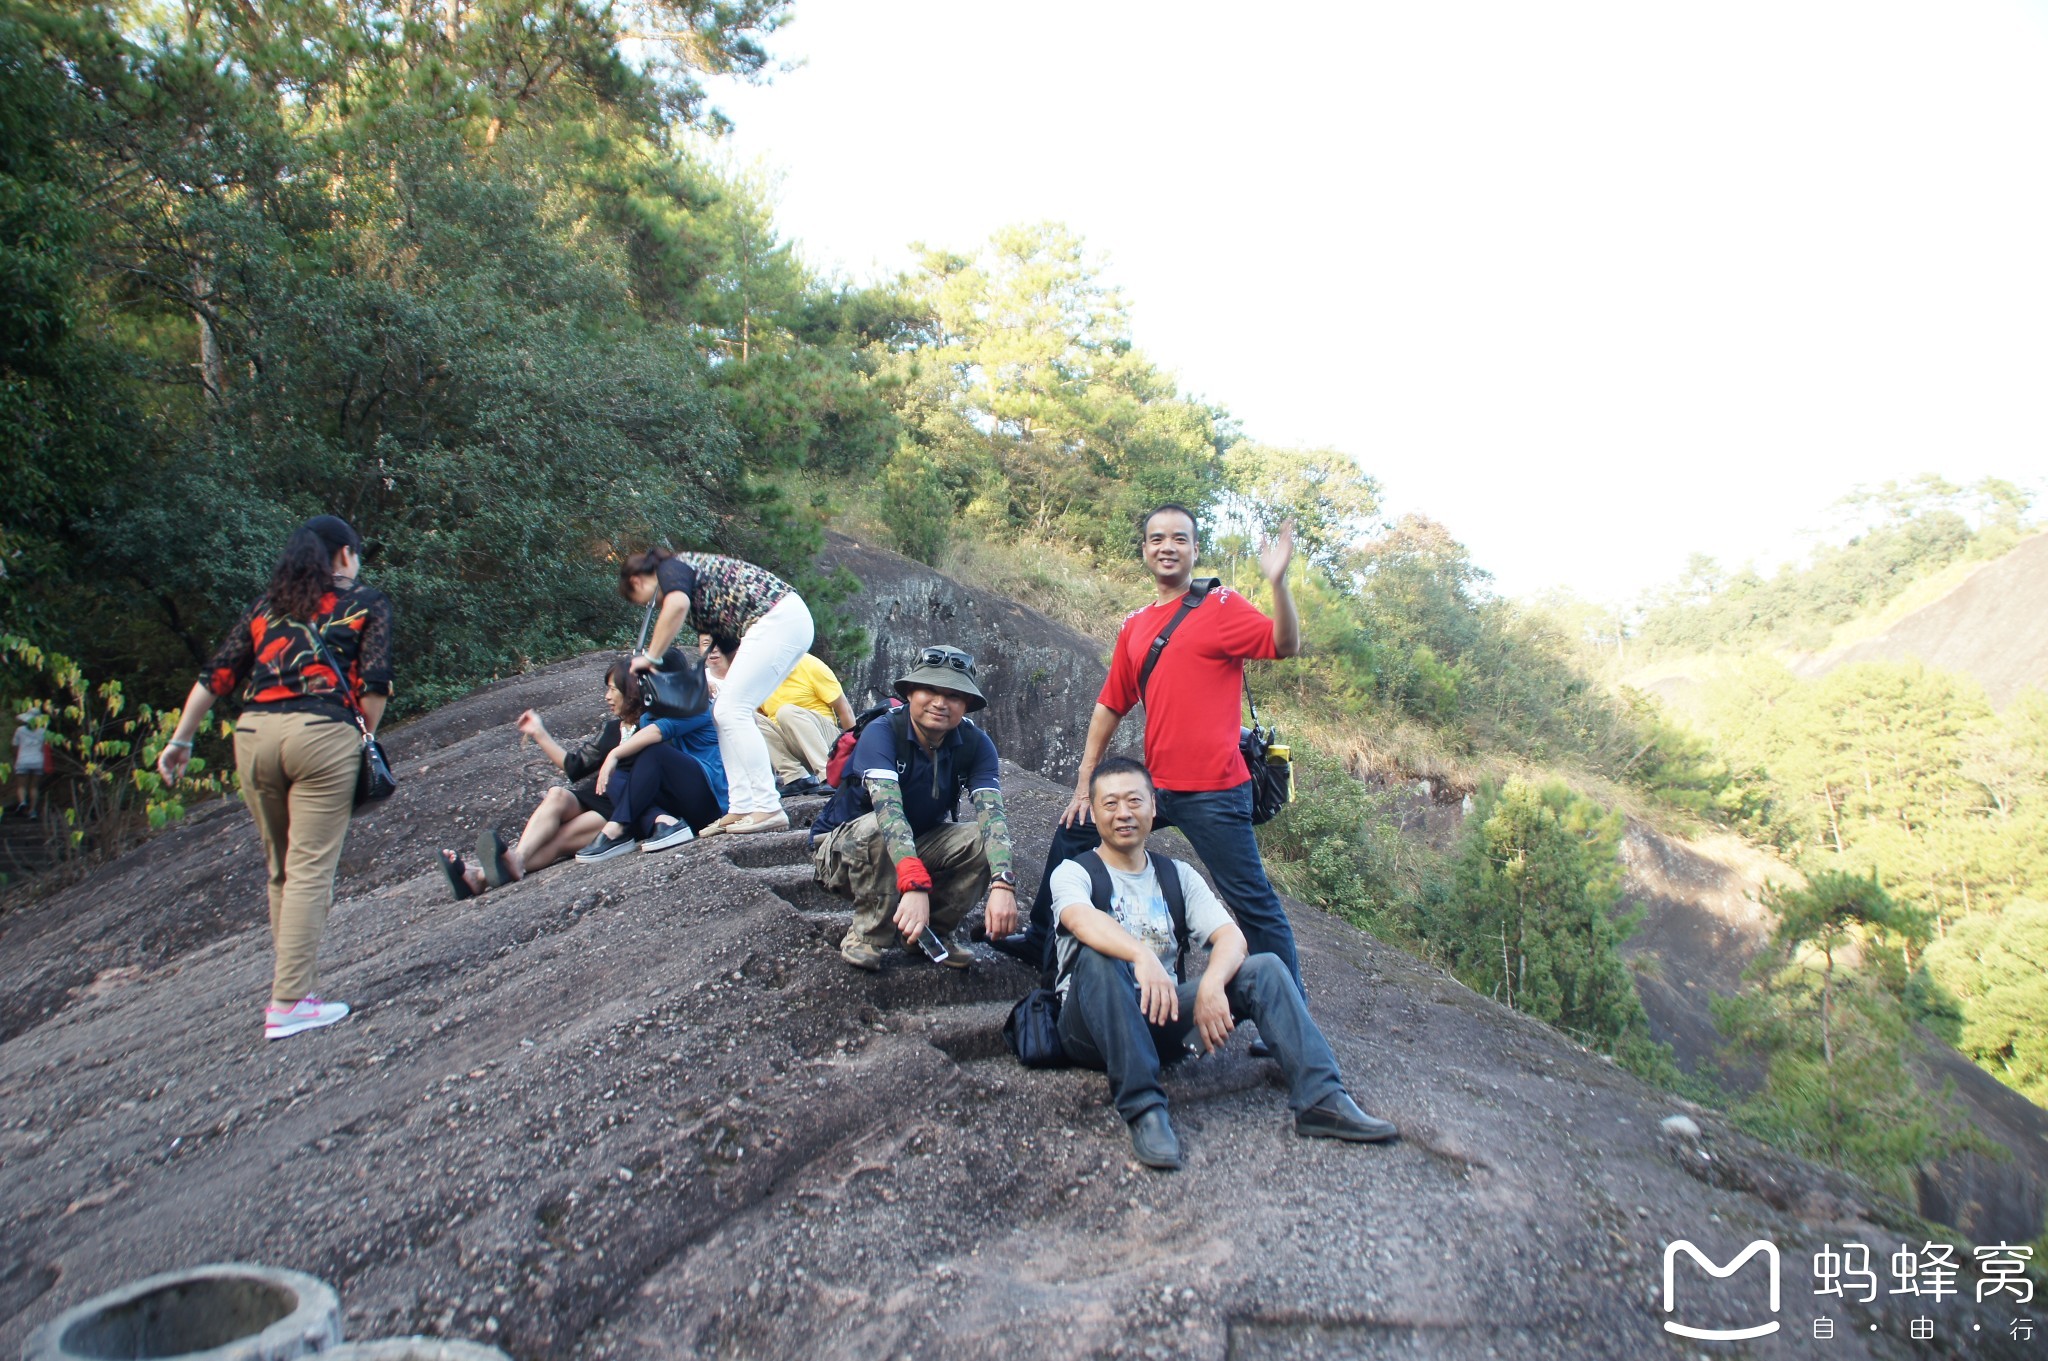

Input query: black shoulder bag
[1240,677,1292,826]
[307,624,397,810]
[633,599,710,720]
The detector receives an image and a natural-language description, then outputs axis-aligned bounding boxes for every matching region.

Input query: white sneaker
[641,819,696,852]
[265,996,350,1041]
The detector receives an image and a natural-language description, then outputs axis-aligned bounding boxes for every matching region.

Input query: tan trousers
[234,711,360,1004]
[755,704,841,782]
[812,814,992,948]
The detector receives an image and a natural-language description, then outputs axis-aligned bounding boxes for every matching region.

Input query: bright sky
[704,0,2048,603]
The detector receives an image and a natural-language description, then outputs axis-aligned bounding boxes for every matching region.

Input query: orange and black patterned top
[200,582,395,716]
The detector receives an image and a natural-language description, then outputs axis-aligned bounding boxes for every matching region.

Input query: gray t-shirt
[1048,855,1234,999]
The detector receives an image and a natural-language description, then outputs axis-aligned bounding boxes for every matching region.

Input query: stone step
[905,999,1016,1064]
[735,861,816,891]
[720,830,816,869]
[870,948,1035,1011]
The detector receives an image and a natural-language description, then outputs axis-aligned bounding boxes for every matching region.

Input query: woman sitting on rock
[620,548,811,836]
[441,658,726,896]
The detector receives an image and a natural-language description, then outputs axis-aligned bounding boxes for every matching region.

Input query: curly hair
[268,526,336,619]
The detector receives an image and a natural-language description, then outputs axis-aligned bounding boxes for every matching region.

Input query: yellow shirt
[760,654,844,720]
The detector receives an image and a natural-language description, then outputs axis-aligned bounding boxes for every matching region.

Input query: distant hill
[1790,531,2048,707]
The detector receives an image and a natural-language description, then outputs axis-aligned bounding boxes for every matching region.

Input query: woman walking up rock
[157,515,393,1040]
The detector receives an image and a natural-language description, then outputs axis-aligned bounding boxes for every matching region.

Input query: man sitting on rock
[1051,756,1398,1170]
[755,650,854,796]
[810,646,1019,971]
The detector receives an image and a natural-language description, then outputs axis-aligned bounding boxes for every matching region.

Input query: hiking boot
[840,934,885,972]
[265,996,350,1041]
[1128,1108,1182,1171]
[1295,1093,1399,1143]
[640,819,696,853]
[938,934,975,970]
[575,829,636,862]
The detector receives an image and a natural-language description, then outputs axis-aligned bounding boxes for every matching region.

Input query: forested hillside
[1586,500,2048,1192]
[3,0,2042,1244]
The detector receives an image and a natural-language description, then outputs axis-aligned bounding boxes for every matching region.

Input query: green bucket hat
[893,645,986,713]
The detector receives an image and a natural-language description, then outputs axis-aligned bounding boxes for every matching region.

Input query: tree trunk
[193,263,222,402]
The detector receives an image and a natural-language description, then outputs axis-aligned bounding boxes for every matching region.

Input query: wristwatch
[991,871,1017,889]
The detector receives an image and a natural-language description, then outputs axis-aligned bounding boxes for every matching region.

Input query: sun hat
[892,645,986,713]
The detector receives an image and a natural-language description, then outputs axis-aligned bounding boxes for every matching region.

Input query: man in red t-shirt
[998,504,1306,1004]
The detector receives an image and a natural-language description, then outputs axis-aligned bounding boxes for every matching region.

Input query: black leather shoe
[1295,1093,1399,1143]
[1128,1108,1183,1170]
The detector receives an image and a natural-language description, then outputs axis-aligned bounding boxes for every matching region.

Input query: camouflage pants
[812,814,992,948]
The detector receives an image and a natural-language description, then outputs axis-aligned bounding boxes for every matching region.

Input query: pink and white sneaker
[264,996,351,1041]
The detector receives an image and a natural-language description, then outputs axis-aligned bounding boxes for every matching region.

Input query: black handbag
[308,626,397,810]
[633,604,710,719]
[1003,988,1070,1068]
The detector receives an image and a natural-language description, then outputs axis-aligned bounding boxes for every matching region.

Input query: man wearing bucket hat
[809,645,1020,972]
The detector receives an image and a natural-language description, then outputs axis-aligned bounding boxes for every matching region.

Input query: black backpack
[1003,850,1192,1068]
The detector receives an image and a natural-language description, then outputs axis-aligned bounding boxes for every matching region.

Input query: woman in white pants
[619,549,812,835]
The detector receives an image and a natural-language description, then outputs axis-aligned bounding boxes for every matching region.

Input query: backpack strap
[1150,853,1191,984]
[1073,849,1190,985]
[1136,577,1219,701]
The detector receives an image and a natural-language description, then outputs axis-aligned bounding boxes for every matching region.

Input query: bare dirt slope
[1792,531,2048,707]
[3,652,2036,1359]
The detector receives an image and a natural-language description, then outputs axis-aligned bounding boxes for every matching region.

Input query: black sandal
[477,828,514,888]
[439,849,478,901]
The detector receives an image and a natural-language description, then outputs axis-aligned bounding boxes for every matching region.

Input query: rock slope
[0,654,2031,1350]
[1794,531,2048,709]
[1,620,2037,1359]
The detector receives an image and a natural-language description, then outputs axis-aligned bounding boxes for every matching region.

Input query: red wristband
[896,857,933,893]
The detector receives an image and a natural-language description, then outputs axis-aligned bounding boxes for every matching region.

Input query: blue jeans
[1024,780,1303,993]
[1055,947,1344,1123]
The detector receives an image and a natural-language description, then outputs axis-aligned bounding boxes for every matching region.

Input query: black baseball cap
[302,515,363,557]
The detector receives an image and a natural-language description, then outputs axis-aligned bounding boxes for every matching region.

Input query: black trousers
[609,744,724,837]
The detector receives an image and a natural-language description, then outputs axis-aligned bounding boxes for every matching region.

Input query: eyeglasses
[916,646,976,676]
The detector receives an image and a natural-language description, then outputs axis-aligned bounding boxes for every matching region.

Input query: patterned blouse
[656,553,793,638]
[201,581,395,716]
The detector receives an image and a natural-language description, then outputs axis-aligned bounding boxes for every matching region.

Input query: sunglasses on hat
[915,646,976,677]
